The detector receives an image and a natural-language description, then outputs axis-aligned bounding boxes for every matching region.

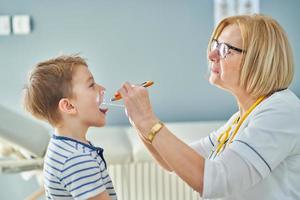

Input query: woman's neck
[235,92,257,117]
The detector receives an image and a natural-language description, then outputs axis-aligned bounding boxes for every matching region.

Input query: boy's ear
[58,98,77,115]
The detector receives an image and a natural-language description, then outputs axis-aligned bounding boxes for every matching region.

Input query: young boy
[23,55,117,200]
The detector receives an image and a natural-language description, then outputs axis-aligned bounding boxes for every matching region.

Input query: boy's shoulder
[47,136,97,156]
[44,137,102,178]
[46,137,98,166]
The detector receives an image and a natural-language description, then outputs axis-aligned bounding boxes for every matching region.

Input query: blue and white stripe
[44,135,117,199]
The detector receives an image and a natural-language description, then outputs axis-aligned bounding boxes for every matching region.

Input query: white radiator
[108,162,201,200]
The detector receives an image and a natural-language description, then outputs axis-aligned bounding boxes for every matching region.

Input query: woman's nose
[208,49,220,62]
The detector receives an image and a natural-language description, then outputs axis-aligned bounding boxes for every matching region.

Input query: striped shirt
[44,135,117,200]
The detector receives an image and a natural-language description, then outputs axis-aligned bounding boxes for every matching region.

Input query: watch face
[148,122,163,143]
[153,123,162,132]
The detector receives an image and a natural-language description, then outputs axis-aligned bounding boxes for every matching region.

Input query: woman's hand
[118,82,173,171]
[118,82,204,192]
[118,82,159,134]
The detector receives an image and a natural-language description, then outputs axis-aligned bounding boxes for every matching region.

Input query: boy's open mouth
[99,107,108,114]
[99,105,108,114]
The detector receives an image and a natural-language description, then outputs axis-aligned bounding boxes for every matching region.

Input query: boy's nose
[97,84,106,91]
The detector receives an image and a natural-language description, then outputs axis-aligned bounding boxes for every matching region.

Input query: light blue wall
[0,0,299,126]
[0,0,300,199]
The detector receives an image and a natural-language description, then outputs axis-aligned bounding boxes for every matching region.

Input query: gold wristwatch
[147,121,164,144]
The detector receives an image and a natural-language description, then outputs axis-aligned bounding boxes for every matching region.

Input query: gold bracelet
[147,121,164,144]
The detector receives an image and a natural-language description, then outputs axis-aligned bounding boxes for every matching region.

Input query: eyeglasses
[210,39,246,59]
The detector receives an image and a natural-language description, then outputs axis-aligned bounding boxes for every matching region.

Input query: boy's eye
[89,83,95,88]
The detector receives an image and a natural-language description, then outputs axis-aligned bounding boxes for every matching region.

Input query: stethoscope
[209,96,266,159]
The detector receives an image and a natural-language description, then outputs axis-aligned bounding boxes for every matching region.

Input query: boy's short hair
[208,14,294,98]
[23,54,88,126]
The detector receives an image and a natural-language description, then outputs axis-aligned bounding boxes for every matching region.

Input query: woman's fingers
[118,81,154,124]
[114,82,156,135]
[117,82,132,100]
[122,82,133,93]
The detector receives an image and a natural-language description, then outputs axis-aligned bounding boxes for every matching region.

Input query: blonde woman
[118,14,300,199]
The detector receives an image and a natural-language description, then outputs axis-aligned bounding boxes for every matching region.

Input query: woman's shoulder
[270,89,299,104]
[250,89,300,127]
[259,89,300,113]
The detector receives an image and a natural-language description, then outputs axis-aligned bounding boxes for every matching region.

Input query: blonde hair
[23,54,88,126]
[208,14,294,98]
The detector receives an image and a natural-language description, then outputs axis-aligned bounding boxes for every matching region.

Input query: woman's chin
[209,74,219,85]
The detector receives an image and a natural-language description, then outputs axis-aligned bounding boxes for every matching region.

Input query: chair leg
[25,186,44,200]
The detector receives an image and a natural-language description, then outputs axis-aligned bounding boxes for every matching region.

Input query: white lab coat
[191,89,300,200]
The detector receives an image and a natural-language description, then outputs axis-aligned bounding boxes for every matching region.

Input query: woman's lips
[211,66,220,73]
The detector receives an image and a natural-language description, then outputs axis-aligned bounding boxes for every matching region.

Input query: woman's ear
[58,98,77,115]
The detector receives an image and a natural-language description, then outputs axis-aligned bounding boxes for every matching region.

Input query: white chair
[0,104,51,200]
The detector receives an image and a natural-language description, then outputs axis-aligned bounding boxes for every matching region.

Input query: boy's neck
[55,122,89,144]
